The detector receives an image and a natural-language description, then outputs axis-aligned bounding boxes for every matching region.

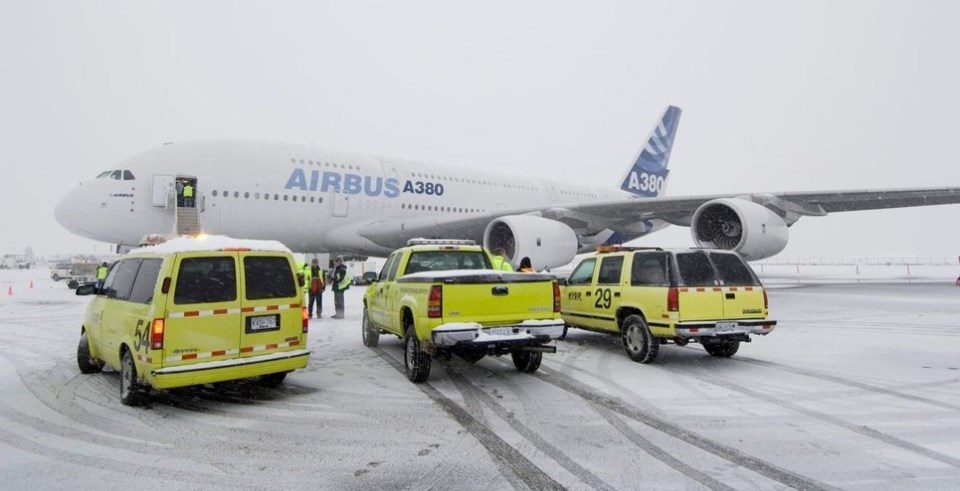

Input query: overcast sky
[2,1,958,259]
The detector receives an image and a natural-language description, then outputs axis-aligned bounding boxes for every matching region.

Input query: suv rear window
[675,252,717,287]
[174,257,237,304]
[244,256,297,300]
[709,252,759,286]
[404,250,490,274]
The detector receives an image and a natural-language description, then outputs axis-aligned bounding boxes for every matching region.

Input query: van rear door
[238,253,303,357]
[163,253,242,367]
[709,252,765,320]
[674,251,724,322]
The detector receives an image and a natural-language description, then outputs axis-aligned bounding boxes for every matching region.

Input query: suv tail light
[150,318,165,349]
[667,287,679,312]
[553,281,561,312]
[428,285,443,318]
[302,307,309,333]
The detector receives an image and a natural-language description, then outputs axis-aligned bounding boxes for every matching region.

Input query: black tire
[457,350,485,363]
[120,350,148,406]
[77,332,104,374]
[404,324,431,383]
[52,273,60,281]
[361,307,379,347]
[621,314,660,363]
[704,341,740,358]
[511,350,543,373]
[257,372,288,387]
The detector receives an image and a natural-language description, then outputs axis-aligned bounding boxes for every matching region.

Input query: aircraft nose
[54,185,78,232]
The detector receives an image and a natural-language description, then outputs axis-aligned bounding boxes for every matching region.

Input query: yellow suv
[75,236,310,406]
[560,247,776,363]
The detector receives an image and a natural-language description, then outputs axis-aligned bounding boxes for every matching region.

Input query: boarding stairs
[175,205,201,235]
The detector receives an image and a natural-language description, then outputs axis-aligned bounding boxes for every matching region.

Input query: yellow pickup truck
[362,239,564,382]
[561,247,776,363]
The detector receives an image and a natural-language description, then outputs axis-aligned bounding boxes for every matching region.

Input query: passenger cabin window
[174,257,237,304]
[597,256,624,285]
[244,256,297,300]
[128,259,162,304]
[567,258,597,285]
[104,259,141,301]
[709,252,759,286]
[631,252,670,287]
[675,252,717,287]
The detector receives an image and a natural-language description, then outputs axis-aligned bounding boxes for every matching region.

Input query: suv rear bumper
[668,320,777,339]
[149,349,310,389]
[431,320,565,348]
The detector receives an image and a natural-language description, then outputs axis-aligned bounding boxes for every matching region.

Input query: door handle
[492,286,509,296]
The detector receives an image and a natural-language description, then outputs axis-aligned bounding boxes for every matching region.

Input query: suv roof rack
[406,238,477,246]
[596,245,664,253]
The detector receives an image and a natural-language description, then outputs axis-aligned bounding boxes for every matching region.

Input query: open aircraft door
[152,174,175,207]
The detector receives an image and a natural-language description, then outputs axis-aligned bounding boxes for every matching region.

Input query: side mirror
[76,284,97,296]
[556,277,568,286]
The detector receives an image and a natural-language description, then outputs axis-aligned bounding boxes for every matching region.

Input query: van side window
[631,252,670,286]
[106,259,142,301]
[567,258,597,285]
[128,259,162,304]
[99,263,120,295]
[244,256,297,300]
[709,252,759,286]
[174,257,237,304]
[676,252,717,287]
[597,256,624,285]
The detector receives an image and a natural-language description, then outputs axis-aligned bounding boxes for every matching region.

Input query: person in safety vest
[331,256,350,319]
[182,182,195,208]
[96,261,109,290]
[307,258,325,318]
[518,257,535,273]
[491,248,513,271]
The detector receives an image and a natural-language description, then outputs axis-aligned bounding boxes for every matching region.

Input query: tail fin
[618,105,682,198]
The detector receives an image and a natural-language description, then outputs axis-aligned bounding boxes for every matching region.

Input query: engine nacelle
[483,216,578,270]
[691,198,789,261]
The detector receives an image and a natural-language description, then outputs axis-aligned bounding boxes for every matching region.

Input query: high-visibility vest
[301,264,311,292]
[97,266,108,279]
[492,255,513,271]
[183,185,194,198]
[335,266,351,290]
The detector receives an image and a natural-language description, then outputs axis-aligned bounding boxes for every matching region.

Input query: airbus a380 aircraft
[55,106,960,269]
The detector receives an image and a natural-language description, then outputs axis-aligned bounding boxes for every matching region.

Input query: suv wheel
[361,307,379,347]
[621,314,660,363]
[404,324,431,383]
[120,350,148,406]
[704,340,740,358]
[257,372,288,387]
[77,332,104,374]
[511,350,543,373]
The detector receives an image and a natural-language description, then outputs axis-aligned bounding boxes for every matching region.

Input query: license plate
[487,327,515,336]
[715,322,738,333]
[247,314,279,333]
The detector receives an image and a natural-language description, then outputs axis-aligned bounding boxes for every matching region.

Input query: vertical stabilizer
[618,105,682,198]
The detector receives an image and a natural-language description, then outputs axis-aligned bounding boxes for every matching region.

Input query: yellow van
[75,236,310,406]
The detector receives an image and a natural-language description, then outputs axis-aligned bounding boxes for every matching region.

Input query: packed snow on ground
[0,267,958,490]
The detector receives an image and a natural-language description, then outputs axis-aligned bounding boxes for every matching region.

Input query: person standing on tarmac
[491,248,514,271]
[331,256,350,319]
[308,258,325,318]
[518,257,535,273]
[299,261,310,306]
[96,261,109,289]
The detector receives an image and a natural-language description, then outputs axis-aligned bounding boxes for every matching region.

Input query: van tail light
[302,307,309,333]
[428,285,442,318]
[667,287,679,312]
[762,288,768,310]
[150,318,165,349]
[553,281,561,312]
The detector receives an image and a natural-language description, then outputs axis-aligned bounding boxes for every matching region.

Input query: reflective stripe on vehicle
[164,336,301,362]
[167,303,301,318]
[677,287,754,292]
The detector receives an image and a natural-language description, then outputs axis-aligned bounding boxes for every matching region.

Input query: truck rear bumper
[149,349,310,389]
[431,320,565,347]
[671,320,777,339]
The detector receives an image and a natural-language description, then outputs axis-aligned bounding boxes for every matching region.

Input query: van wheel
[704,341,740,358]
[621,314,659,363]
[361,307,379,347]
[512,350,543,373]
[120,350,147,406]
[257,372,288,387]
[77,333,104,374]
[404,325,431,383]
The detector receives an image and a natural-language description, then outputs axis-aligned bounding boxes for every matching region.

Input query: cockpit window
[123,170,135,180]
[96,170,112,178]
[110,170,122,180]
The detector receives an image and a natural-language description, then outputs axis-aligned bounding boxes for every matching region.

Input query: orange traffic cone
[6,286,12,296]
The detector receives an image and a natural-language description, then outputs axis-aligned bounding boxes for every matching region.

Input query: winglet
[619,105,682,198]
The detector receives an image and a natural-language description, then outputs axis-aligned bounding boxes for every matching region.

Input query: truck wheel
[77,332,104,374]
[120,350,148,406]
[512,350,543,373]
[404,325,431,383]
[704,341,740,358]
[621,314,659,363]
[361,307,379,347]
[257,372,288,387]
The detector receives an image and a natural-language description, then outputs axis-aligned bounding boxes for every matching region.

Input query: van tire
[512,350,543,373]
[361,307,379,347]
[120,350,147,406]
[257,372,287,387]
[621,314,659,363]
[404,325,431,383]
[704,341,740,358]
[77,333,104,374]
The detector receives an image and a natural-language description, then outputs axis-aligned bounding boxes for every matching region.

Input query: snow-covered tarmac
[1,269,958,490]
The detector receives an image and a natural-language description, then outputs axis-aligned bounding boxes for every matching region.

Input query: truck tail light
[150,318,165,349]
[428,285,442,318]
[553,281,561,312]
[667,287,679,312]
[302,307,309,333]
[762,288,768,310]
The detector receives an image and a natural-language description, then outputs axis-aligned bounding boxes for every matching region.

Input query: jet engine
[691,198,789,261]
[483,216,578,270]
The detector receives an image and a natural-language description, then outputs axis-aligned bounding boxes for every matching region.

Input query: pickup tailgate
[420,271,556,324]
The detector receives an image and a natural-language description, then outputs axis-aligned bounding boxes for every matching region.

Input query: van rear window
[709,252,759,286]
[174,257,237,304]
[244,256,297,300]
